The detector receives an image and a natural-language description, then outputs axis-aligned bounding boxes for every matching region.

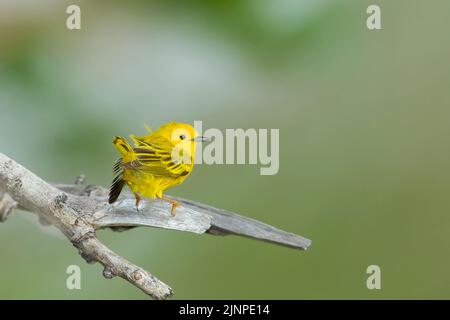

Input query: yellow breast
[123,169,189,199]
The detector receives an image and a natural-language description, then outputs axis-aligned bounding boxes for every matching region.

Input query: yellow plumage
[108,122,207,215]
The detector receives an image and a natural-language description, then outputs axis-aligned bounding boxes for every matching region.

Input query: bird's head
[154,122,209,159]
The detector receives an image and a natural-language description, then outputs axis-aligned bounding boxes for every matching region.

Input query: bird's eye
[179,135,186,140]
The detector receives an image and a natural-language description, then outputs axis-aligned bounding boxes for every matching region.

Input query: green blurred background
[1,0,450,299]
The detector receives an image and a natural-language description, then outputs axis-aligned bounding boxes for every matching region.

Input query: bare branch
[73,234,172,299]
[0,152,311,298]
[55,184,312,250]
[0,153,172,299]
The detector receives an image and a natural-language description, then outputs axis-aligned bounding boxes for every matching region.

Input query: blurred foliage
[1,0,450,299]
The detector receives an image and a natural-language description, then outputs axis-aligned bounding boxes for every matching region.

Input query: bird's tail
[109,136,135,204]
[112,136,136,162]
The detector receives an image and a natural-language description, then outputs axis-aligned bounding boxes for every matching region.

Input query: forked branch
[0,152,311,299]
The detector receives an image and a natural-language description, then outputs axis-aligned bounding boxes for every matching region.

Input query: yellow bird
[108,122,208,215]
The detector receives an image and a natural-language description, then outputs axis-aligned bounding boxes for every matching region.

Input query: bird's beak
[192,136,210,142]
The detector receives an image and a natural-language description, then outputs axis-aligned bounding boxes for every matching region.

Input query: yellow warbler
[108,122,208,215]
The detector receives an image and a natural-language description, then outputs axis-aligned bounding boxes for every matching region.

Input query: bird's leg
[161,196,179,216]
[134,193,141,212]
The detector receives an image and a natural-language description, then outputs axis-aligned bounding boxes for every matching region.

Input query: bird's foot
[134,194,141,212]
[161,196,179,216]
[170,202,178,216]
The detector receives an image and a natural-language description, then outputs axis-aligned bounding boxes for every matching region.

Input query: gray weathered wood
[54,183,312,250]
[0,153,172,299]
[173,197,312,250]
[0,152,311,299]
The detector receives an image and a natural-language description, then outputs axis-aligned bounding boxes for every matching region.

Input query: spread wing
[124,136,192,178]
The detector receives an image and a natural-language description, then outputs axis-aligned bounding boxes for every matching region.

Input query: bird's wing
[123,136,192,178]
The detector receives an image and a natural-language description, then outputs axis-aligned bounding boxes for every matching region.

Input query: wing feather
[109,158,125,204]
[123,136,192,177]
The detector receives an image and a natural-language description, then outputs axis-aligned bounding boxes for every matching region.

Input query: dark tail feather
[109,176,125,204]
[109,158,125,204]
[113,158,122,174]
